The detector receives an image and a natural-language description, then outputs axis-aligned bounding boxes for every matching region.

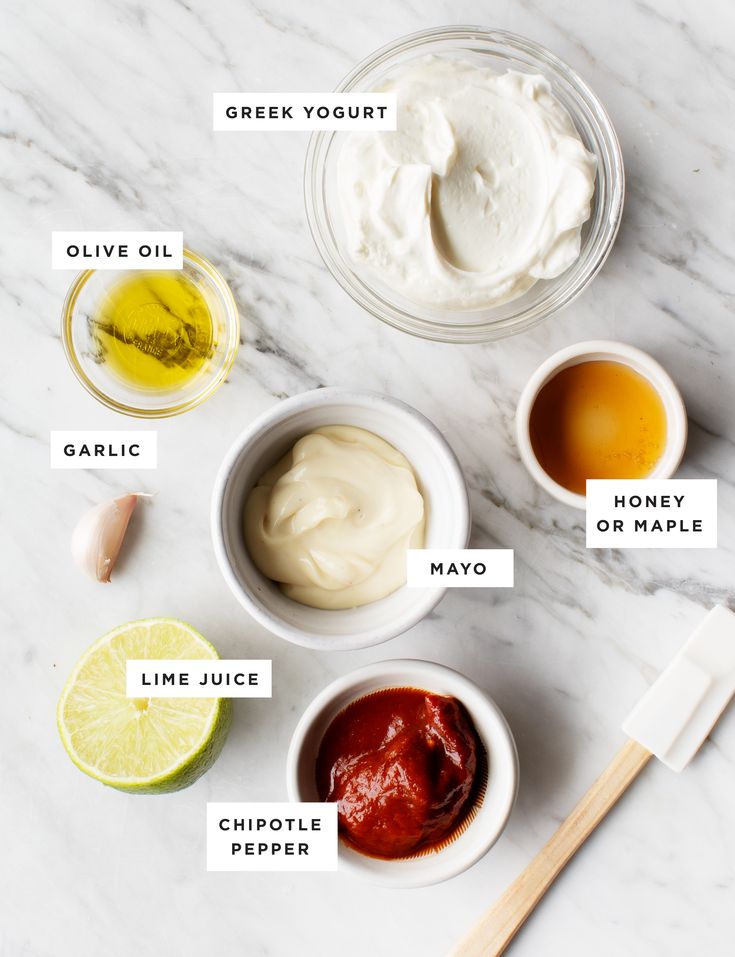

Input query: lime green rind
[99,698,232,794]
[56,697,232,794]
[57,617,232,794]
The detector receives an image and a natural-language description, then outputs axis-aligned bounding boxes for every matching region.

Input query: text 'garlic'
[71,493,150,583]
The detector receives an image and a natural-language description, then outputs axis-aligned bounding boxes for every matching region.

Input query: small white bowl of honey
[516,340,688,509]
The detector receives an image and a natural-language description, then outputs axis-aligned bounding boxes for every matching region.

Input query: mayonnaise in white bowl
[211,389,470,651]
[243,425,426,610]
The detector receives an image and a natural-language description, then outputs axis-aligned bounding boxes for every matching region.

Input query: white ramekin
[211,389,470,650]
[516,340,688,509]
[286,659,518,888]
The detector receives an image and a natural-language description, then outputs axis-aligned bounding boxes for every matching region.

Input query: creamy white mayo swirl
[337,57,597,311]
[243,426,425,609]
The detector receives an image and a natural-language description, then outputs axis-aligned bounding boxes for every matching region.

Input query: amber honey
[529,360,667,495]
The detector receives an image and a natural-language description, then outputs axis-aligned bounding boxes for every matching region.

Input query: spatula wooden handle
[450,738,652,957]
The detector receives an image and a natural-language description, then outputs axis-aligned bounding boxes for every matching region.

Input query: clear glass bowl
[304,26,624,343]
[61,249,240,417]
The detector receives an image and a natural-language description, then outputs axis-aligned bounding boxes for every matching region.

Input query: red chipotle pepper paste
[316,688,480,859]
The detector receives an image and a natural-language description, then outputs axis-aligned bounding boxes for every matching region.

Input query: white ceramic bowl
[211,389,470,650]
[516,340,688,509]
[286,659,518,888]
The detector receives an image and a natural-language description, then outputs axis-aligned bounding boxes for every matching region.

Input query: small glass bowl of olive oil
[62,250,239,417]
[516,341,688,509]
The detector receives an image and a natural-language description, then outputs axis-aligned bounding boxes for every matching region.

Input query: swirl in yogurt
[337,57,597,311]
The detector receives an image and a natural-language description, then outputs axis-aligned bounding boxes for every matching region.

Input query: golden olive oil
[529,360,667,495]
[93,272,214,391]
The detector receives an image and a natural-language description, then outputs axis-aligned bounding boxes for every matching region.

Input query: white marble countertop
[2,0,734,954]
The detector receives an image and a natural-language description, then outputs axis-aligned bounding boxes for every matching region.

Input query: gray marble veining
[1,0,734,955]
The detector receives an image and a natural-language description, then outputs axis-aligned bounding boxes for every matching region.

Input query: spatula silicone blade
[450,605,735,957]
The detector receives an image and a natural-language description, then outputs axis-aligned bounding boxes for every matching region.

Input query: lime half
[57,618,232,793]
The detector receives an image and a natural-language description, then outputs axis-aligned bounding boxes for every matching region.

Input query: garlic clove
[71,493,148,583]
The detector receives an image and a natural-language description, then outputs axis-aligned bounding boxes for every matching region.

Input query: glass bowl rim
[60,248,240,418]
[304,24,625,343]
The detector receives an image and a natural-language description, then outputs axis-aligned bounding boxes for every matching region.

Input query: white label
[213,92,397,131]
[207,803,338,872]
[50,431,157,469]
[407,549,514,587]
[51,231,183,269]
[126,660,272,698]
[586,480,717,548]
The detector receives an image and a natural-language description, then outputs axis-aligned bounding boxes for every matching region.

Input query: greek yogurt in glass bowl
[305,26,624,343]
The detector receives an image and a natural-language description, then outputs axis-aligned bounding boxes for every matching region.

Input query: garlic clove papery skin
[71,493,144,583]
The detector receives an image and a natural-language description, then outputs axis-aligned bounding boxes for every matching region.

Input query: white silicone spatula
[451,605,735,957]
